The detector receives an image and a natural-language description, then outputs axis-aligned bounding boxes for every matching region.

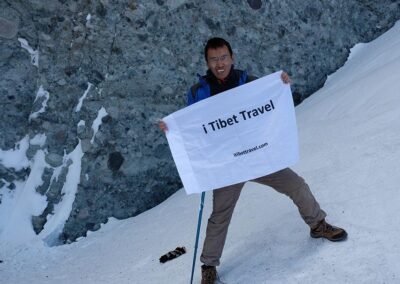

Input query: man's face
[206,45,234,81]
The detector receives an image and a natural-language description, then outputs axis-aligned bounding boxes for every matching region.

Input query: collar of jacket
[196,65,244,86]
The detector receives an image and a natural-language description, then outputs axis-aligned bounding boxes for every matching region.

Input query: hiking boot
[310,219,347,242]
[201,265,217,284]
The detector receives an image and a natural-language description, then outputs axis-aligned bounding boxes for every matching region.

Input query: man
[159,37,347,284]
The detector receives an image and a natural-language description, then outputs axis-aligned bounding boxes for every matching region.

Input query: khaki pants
[200,168,326,266]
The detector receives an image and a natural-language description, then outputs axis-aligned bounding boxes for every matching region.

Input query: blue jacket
[187,69,251,106]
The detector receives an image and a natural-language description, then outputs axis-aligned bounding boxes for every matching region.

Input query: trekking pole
[190,191,206,284]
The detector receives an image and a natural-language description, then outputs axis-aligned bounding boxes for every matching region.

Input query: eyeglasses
[208,54,230,63]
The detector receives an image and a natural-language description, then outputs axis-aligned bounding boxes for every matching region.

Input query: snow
[86,14,93,29]
[347,42,366,61]
[29,86,50,121]
[0,140,84,247]
[0,135,30,170]
[90,106,108,144]
[18,38,39,67]
[46,165,63,195]
[75,83,93,112]
[30,133,47,147]
[1,22,400,283]
[0,150,48,245]
[40,141,84,246]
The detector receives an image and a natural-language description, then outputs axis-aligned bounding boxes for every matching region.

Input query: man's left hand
[281,72,292,84]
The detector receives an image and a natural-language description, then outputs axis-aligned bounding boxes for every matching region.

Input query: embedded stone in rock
[85,222,100,231]
[96,3,107,17]
[53,130,68,144]
[108,152,124,171]
[81,139,92,153]
[101,114,112,124]
[64,66,78,76]
[89,70,105,85]
[45,153,63,167]
[137,33,148,42]
[32,215,47,234]
[77,208,90,219]
[0,17,18,39]
[26,145,41,160]
[57,78,67,86]
[247,0,262,10]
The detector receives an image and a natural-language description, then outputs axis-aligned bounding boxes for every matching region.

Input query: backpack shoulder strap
[190,82,202,100]
[237,69,258,84]
[246,74,258,82]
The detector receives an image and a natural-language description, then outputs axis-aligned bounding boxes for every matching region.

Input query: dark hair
[204,37,233,62]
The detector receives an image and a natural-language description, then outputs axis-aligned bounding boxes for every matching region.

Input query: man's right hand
[158,120,168,132]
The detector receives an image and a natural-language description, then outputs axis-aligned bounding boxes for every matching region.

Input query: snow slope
[1,21,400,284]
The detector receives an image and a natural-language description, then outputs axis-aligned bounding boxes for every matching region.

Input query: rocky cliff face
[0,0,399,244]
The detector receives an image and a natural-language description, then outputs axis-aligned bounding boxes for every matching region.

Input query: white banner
[164,71,299,194]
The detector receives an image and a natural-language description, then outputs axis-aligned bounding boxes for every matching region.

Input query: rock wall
[0,0,399,243]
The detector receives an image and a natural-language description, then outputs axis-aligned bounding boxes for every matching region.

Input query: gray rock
[81,139,92,153]
[107,152,124,172]
[0,0,399,243]
[57,79,67,86]
[26,145,41,160]
[32,215,47,234]
[77,208,90,219]
[247,0,262,10]
[77,124,86,136]
[0,17,18,39]
[45,153,64,167]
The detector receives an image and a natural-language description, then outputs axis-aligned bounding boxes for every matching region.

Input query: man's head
[204,37,234,81]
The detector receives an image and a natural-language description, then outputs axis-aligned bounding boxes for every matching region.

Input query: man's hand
[281,72,292,84]
[159,120,168,132]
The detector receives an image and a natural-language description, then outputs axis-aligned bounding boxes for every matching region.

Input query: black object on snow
[159,247,186,263]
